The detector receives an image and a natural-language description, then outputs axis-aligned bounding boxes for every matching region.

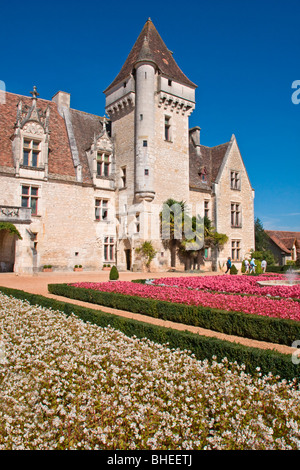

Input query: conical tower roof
[104,18,197,93]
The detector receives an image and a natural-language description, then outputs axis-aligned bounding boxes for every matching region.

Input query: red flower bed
[70,280,300,322]
[152,274,300,299]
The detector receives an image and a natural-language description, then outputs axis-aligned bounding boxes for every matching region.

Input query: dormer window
[23,139,41,167]
[97,152,111,177]
[198,167,207,183]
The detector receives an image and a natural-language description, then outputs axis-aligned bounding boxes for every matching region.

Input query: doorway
[0,230,16,272]
[125,249,131,271]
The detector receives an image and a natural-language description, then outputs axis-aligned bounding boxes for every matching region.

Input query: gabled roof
[0,91,105,184]
[104,18,197,93]
[189,130,230,190]
[265,230,300,254]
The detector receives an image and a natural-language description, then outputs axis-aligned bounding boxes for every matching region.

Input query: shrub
[230,264,238,275]
[109,265,119,280]
[47,283,300,348]
[0,285,299,381]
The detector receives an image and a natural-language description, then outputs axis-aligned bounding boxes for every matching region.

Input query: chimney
[52,91,70,109]
[190,126,201,156]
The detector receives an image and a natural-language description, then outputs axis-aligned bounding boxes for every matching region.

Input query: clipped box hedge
[47,283,300,348]
[0,285,299,382]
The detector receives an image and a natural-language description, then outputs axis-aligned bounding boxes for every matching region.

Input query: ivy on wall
[0,222,22,239]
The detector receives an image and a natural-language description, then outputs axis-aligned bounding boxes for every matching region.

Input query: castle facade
[0,19,255,273]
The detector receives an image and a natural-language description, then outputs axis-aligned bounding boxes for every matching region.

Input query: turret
[134,37,156,202]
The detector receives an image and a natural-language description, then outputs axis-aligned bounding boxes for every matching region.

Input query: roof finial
[30,85,39,101]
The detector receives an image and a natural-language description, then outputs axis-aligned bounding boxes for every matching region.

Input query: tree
[254,218,276,265]
[160,199,187,268]
[255,217,269,251]
[135,241,157,271]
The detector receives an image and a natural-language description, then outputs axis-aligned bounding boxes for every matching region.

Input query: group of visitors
[225,257,267,274]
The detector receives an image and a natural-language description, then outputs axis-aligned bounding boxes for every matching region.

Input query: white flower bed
[1,292,300,450]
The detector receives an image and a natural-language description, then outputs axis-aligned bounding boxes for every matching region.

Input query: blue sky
[1,0,299,231]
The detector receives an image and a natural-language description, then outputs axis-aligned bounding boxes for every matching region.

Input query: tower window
[145,169,149,176]
[121,166,126,188]
[164,116,171,141]
[143,140,148,147]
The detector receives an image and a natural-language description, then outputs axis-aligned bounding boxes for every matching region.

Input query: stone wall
[214,138,255,270]
[0,174,116,273]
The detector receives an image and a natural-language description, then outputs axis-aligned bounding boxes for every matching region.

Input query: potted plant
[73,264,83,272]
[42,265,53,272]
[102,264,111,271]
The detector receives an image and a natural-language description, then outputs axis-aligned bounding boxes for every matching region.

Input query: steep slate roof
[189,132,230,191]
[0,92,104,184]
[265,230,300,254]
[104,18,197,93]
[68,108,105,183]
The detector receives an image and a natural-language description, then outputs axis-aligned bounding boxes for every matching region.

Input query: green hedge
[47,283,300,347]
[266,265,298,273]
[0,285,299,381]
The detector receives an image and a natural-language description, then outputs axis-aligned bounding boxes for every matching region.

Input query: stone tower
[104,19,197,270]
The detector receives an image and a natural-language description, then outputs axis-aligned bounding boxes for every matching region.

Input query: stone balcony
[0,205,31,224]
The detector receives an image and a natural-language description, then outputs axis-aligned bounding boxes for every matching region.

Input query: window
[97,152,111,177]
[104,237,114,262]
[168,79,172,86]
[231,240,241,261]
[143,140,148,147]
[231,171,240,190]
[231,203,241,227]
[23,139,41,167]
[121,166,126,188]
[135,212,140,233]
[95,199,108,221]
[204,200,209,218]
[144,169,149,176]
[21,185,38,215]
[199,167,207,183]
[164,116,171,141]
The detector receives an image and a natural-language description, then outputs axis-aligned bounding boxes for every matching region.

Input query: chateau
[0,19,255,274]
